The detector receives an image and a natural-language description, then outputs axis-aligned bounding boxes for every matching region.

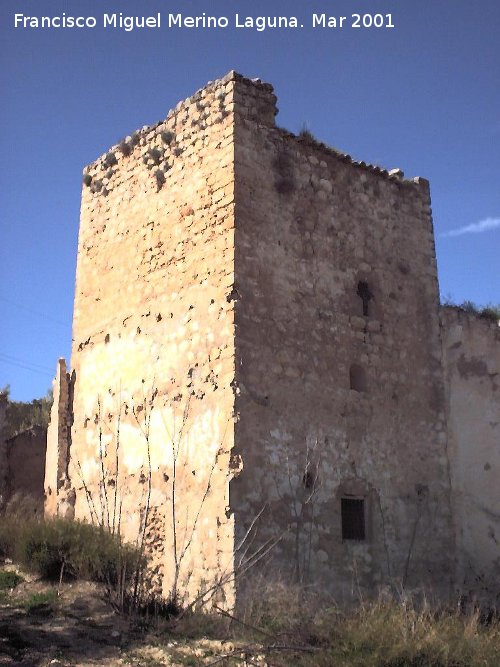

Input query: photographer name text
[14,12,396,32]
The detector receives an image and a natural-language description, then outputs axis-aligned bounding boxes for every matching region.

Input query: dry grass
[1,509,497,666]
[164,582,500,666]
[0,560,498,666]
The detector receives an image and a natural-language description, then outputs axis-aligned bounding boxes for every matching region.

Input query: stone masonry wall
[230,77,454,600]
[45,358,74,517]
[1,393,47,513]
[63,73,241,602]
[47,72,499,605]
[441,307,500,601]
[5,426,47,512]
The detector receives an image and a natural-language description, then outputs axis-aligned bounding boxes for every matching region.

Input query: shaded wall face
[67,76,239,600]
[231,86,453,599]
[6,426,47,510]
[1,397,46,514]
[442,308,500,598]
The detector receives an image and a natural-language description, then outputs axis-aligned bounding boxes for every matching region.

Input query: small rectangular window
[341,497,365,540]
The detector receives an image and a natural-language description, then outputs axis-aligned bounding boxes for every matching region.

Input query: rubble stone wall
[441,308,500,599]
[45,358,73,517]
[62,73,240,602]
[1,394,47,513]
[5,426,47,511]
[231,77,454,599]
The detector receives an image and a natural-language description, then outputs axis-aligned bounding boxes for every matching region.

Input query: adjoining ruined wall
[45,358,73,517]
[441,307,500,600]
[231,77,454,600]
[62,72,240,601]
[1,394,47,513]
[5,426,47,513]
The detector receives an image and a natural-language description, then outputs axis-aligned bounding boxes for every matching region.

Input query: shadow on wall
[2,425,47,515]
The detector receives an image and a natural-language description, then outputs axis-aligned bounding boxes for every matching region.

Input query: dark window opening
[350,364,368,392]
[303,470,315,490]
[357,281,373,317]
[341,498,365,540]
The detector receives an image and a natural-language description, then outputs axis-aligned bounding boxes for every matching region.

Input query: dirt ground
[0,565,252,667]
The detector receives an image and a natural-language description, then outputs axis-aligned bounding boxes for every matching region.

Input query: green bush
[0,386,52,439]
[479,305,500,323]
[22,589,58,616]
[0,570,24,590]
[443,300,500,323]
[0,513,22,559]
[21,518,140,584]
[0,515,140,585]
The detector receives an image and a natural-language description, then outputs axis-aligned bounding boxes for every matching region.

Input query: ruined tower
[46,72,457,602]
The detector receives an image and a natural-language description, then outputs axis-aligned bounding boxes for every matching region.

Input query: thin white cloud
[441,216,500,238]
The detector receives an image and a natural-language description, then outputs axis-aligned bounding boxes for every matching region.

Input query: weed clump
[444,300,500,323]
[118,140,132,157]
[22,589,58,616]
[0,570,24,590]
[298,124,317,142]
[478,306,500,323]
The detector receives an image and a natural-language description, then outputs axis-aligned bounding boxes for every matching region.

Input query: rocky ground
[3,563,498,667]
[0,565,251,667]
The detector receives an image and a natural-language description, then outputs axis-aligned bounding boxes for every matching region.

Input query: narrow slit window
[341,498,365,540]
[357,281,373,317]
[303,470,315,490]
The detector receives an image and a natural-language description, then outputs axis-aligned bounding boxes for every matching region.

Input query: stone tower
[45,72,455,603]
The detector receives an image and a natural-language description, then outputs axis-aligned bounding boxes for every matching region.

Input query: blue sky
[1,0,499,401]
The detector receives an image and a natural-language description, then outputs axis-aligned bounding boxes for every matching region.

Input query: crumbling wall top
[82,71,427,191]
[441,305,500,340]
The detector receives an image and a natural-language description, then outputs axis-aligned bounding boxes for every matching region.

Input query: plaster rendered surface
[442,308,500,599]
[55,73,239,601]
